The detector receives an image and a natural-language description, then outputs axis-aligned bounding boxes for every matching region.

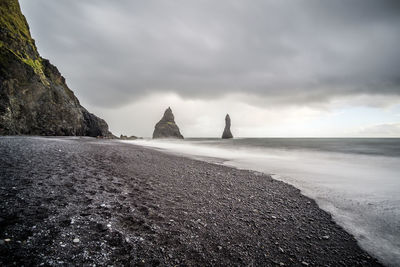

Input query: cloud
[20,0,400,109]
[358,123,400,137]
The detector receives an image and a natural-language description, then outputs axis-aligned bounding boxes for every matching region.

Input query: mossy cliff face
[0,0,112,136]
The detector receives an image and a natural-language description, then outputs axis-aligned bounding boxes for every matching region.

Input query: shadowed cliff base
[0,137,381,266]
[0,0,111,137]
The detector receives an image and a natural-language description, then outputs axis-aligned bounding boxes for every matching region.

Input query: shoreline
[126,137,400,267]
[0,137,382,266]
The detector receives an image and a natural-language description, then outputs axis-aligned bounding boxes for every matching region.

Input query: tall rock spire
[222,114,233,139]
[153,107,184,139]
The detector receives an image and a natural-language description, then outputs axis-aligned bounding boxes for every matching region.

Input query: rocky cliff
[153,107,183,139]
[222,114,233,139]
[0,0,112,137]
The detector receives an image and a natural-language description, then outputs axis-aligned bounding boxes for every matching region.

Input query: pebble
[217,246,222,250]
[96,223,107,232]
[271,216,277,219]
[322,235,330,240]
[279,247,284,253]
[73,238,80,243]
[301,261,309,266]
[4,238,11,242]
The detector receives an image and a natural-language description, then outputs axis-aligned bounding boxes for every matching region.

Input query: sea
[124,138,400,266]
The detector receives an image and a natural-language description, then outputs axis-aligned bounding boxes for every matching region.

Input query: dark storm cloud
[20,0,400,107]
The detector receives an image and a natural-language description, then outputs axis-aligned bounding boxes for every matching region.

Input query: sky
[20,0,400,137]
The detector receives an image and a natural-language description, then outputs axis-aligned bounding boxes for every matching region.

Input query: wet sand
[0,137,382,266]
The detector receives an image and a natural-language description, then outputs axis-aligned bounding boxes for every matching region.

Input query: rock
[96,223,108,232]
[322,235,330,240]
[222,114,233,139]
[153,107,184,139]
[119,134,138,140]
[0,0,112,137]
[73,238,80,243]
[301,261,309,266]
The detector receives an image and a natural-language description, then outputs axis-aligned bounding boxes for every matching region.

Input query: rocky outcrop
[153,107,183,139]
[119,134,138,140]
[0,0,112,137]
[222,114,233,139]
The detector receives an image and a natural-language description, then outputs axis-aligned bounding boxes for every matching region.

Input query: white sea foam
[123,138,400,266]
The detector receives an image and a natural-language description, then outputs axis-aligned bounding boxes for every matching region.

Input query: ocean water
[124,138,400,266]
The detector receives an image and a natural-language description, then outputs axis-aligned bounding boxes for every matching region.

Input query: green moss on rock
[0,0,47,83]
[21,57,47,85]
[0,0,32,41]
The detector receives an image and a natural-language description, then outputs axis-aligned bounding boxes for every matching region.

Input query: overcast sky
[20,0,400,137]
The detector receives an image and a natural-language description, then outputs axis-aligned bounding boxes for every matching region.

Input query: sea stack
[153,107,184,139]
[0,0,112,137]
[222,114,233,139]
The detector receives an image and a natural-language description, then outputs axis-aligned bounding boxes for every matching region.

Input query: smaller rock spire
[222,114,233,139]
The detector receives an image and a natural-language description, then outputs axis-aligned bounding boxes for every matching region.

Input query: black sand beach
[0,137,381,266]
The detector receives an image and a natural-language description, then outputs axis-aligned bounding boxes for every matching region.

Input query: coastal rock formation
[222,114,233,139]
[153,107,183,139]
[0,0,112,137]
[119,134,138,140]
